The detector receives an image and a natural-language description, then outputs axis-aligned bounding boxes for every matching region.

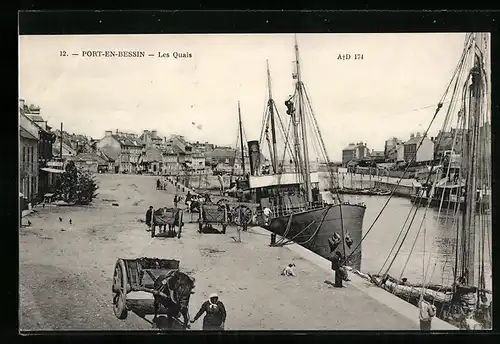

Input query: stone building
[342,142,370,166]
[96,130,143,173]
[403,132,435,164]
[20,112,39,204]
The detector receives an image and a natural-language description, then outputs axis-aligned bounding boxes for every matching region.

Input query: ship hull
[266,203,366,270]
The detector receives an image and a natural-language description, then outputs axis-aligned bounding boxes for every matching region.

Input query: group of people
[280,252,350,289]
[156,177,169,190]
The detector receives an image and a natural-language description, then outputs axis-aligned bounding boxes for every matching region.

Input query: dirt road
[19,174,175,331]
[20,173,418,331]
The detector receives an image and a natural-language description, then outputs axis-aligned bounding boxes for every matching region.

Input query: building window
[31,177,36,200]
[31,146,34,173]
[23,146,26,164]
[27,147,31,172]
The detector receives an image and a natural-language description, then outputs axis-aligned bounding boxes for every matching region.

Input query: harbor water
[341,194,493,290]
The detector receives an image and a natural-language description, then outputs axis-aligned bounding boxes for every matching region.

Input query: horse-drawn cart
[215,199,256,227]
[112,257,194,329]
[152,207,184,238]
[198,203,229,234]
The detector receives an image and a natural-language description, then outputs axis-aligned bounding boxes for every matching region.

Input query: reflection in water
[342,195,492,290]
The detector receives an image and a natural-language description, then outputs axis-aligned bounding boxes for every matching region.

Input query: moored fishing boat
[239,36,366,270]
[347,32,492,330]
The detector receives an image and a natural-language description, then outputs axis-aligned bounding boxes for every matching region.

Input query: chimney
[116,129,119,134]
[410,133,415,139]
[105,130,112,137]
[151,130,157,137]
[164,136,167,143]
[416,132,421,137]
[19,99,25,110]
[143,130,149,135]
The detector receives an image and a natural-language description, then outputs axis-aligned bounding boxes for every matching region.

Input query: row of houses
[19,98,262,207]
[93,130,250,175]
[341,128,477,167]
[19,100,59,206]
[48,126,253,177]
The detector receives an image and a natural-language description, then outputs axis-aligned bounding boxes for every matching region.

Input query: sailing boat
[364,33,492,330]
[243,36,367,270]
[226,101,251,196]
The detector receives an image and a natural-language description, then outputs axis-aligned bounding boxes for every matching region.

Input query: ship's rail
[270,202,322,218]
[268,200,366,219]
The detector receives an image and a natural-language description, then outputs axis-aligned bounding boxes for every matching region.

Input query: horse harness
[156,270,179,304]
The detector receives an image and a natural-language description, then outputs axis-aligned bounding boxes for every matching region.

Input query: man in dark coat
[331,251,349,287]
[145,206,153,230]
[191,292,227,331]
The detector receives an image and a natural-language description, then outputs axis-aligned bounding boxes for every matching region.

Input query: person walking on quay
[145,206,153,231]
[191,292,227,331]
[263,206,272,225]
[185,191,192,212]
[418,294,436,331]
[173,194,179,208]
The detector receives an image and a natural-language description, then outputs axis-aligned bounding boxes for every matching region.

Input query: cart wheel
[113,259,128,320]
[217,199,229,205]
[233,205,253,226]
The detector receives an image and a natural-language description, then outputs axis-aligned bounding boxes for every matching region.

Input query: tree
[56,161,99,205]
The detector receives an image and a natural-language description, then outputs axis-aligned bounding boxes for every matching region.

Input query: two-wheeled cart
[151,207,184,238]
[112,257,187,328]
[198,203,229,234]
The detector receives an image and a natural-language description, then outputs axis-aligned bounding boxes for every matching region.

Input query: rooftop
[343,143,357,151]
[26,114,45,123]
[370,150,385,157]
[112,134,143,147]
[73,152,107,165]
[405,135,426,145]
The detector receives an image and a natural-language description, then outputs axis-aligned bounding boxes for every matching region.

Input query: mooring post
[270,233,276,246]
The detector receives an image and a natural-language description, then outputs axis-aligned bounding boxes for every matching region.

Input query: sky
[19,33,474,161]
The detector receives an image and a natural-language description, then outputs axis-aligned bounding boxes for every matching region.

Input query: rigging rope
[376,41,471,279]
[302,84,343,202]
[346,38,473,263]
[273,206,330,247]
[420,51,471,288]
[295,209,329,246]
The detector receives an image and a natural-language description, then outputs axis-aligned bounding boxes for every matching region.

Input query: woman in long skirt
[191,293,227,331]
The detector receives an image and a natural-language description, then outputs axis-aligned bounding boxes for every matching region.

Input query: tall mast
[267,60,279,174]
[238,101,246,176]
[462,33,484,285]
[294,35,313,203]
[60,122,63,161]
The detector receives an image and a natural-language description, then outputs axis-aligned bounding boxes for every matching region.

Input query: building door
[115,165,119,173]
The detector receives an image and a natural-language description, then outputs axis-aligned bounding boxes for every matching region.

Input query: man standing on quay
[418,294,436,331]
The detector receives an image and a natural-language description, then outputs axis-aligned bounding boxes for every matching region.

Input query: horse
[190,199,202,213]
[152,270,196,329]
